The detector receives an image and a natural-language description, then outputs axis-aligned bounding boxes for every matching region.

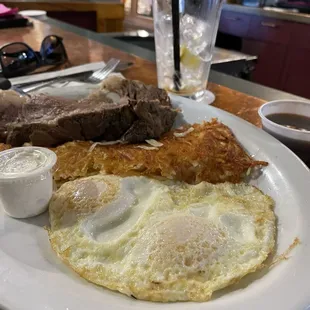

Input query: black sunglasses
[0,35,68,78]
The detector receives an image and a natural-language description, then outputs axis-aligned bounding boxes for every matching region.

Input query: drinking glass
[153,0,224,101]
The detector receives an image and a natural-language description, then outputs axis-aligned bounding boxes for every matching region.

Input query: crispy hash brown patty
[51,119,267,184]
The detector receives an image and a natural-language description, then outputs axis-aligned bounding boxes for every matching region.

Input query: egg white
[48,175,275,302]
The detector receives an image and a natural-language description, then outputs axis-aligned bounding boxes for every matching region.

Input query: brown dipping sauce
[266,113,310,132]
[263,113,310,166]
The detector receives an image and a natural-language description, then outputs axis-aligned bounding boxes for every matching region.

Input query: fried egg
[48,175,275,302]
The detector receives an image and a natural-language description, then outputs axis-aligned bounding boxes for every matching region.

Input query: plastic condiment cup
[0,147,57,218]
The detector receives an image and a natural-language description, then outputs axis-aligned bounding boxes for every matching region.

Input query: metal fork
[86,58,120,84]
[22,58,121,93]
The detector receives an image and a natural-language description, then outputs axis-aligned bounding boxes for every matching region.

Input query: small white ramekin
[258,100,310,164]
[0,147,57,218]
[258,100,310,142]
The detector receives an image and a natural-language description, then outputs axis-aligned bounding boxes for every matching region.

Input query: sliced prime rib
[0,90,26,142]
[5,95,136,147]
[0,78,177,147]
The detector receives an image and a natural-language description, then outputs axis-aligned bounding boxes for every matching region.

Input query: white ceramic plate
[1,94,310,310]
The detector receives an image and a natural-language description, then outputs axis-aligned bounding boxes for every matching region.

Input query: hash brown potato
[51,119,267,185]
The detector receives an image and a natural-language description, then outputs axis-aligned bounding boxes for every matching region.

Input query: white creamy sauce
[0,147,57,218]
[0,150,48,176]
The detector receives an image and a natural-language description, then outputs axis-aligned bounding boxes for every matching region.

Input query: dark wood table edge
[35,15,305,102]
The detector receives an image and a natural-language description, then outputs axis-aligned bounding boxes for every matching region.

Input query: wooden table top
[0,19,265,127]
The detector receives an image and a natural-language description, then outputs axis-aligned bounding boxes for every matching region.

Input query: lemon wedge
[180,46,200,69]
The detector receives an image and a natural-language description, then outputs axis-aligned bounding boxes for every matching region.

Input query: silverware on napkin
[0,61,133,92]
[8,61,133,88]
